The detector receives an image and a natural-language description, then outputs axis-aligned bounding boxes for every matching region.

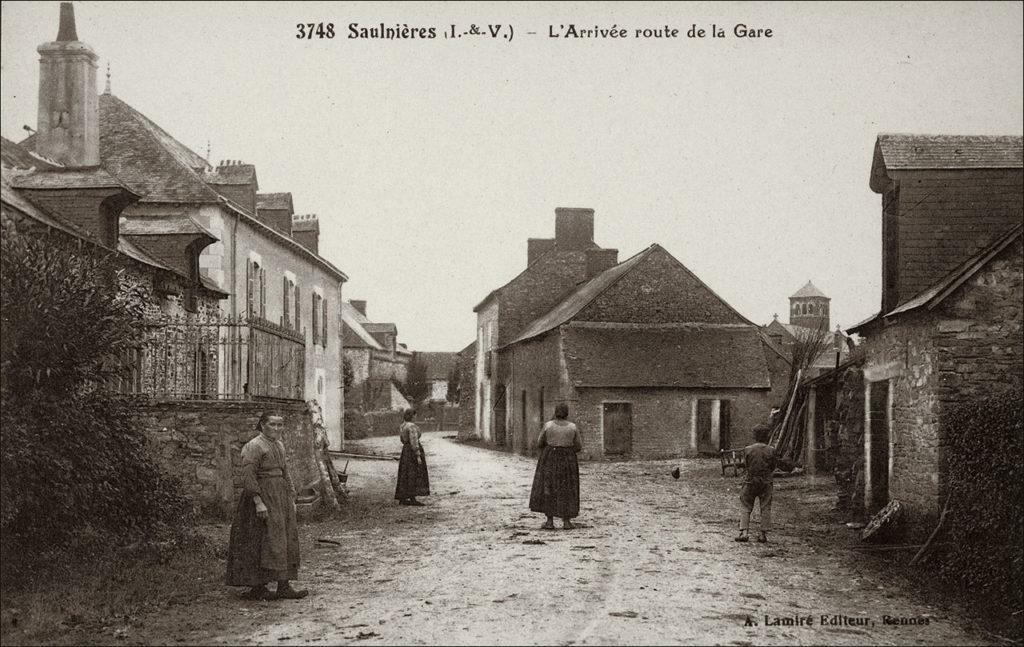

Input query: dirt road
[124,432,989,645]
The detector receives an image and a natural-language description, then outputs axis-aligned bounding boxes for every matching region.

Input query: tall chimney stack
[36,2,100,167]
[554,207,595,251]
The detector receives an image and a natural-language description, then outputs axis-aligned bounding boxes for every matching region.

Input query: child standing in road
[736,424,777,543]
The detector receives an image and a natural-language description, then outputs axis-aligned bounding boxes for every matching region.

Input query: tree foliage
[404,352,428,405]
[446,365,461,404]
[1,225,189,568]
[939,387,1023,615]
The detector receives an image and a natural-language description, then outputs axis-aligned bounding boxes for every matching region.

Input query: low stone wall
[132,400,320,518]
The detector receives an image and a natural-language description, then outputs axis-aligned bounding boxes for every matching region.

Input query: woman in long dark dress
[395,408,430,506]
[529,403,583,530]
[225,411,308,601]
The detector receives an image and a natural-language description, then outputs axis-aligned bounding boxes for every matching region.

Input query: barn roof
[561,323,772,389]
[870,134,1024,192]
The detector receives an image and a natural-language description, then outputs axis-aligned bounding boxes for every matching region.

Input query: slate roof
[876,134,1023,170]
[1,168,225,296]
[8,167,126,189]
[257,192,293,211]
[508,246,654,344]
[17,94,346,281]
[1,136,60,170]
[92,94,223,203]
[342,300,371,325]
[509,243,753,346]
[791,280,828,299]
[417,352,460,380]
[561,324,772,389]
[121,215,216,239]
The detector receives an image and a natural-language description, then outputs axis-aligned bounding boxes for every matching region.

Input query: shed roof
[121,215,217,238]
[870,134,1024,192]
[562,324,772,389]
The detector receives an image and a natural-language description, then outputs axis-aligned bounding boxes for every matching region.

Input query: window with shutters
[294,284,301,330]
[247,260,266,320]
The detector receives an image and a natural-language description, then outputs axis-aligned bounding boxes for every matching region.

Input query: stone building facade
[474,208,789,459]
[843,134,1023,534]
[342,300,412,411]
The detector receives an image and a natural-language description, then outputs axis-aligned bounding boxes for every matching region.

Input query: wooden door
[869,380,890,511]
[603,403,632,455]
[493,385,507,446]
[696,399,717,454]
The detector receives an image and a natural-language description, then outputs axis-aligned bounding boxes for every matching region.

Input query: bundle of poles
[768,368,807,466]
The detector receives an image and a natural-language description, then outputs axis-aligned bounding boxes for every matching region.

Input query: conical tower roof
[791,280,828,299]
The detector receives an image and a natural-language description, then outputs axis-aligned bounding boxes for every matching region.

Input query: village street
[105,432,990,646]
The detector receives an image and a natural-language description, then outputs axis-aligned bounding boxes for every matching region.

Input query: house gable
[575,244,751,326]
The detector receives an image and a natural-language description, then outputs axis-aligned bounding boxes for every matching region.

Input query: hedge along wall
[132,401,320,518]
[939,387,1023,615]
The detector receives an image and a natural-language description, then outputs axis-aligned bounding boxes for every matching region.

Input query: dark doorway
[868,380,890,511]
[603,402,633,455]
[719,400,731,450]
[493,385,507,446]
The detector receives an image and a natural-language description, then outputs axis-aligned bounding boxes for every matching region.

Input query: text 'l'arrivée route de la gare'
[296,22,774,41]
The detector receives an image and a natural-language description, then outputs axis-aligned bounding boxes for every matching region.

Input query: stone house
[342,299,412,410]
[474,208,790,459]
[418,352,460,402]
[2,3,348,514]
[837,134,1023,532]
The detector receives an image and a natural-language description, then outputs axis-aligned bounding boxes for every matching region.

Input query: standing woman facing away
[226,411,308,600]
[395,408,430,506]
[529,402,583,530]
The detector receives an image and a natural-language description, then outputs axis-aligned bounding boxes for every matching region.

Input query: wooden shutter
[259,267,266,318]
[295,285,301,330]
[282,276,289,326]
[312,294,319,345]
[322,296,328,348]
[246,260,254,317]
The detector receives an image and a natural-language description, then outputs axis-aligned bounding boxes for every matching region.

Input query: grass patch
[0,527,224,645]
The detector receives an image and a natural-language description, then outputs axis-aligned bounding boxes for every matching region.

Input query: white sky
[2,1,1022,352]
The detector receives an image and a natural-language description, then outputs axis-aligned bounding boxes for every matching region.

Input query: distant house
[838,134,1023,531]
[763,281,850,377]
[417,352,460,402]
[473,208,790,459]
[342,299,412,410]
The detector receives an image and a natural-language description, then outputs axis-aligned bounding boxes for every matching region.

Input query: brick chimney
[554,208,594,251]
[586,248,619,278]
[350,300,367,317]
[36,2,100,167]
[527,238,556,265]
[292,213,319,253]
[209,160,259,215]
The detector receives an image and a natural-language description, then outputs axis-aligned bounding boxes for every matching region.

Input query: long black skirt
[529,446,580,519]
[394,444,430,500]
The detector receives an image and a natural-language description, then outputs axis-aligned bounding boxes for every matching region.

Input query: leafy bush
[1,226,190,578]
[940,387,1023,614]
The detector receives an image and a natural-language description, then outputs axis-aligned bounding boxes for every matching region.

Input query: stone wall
[856,236,1022,535]
[573,386,777,460]
[133,400,320,518]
